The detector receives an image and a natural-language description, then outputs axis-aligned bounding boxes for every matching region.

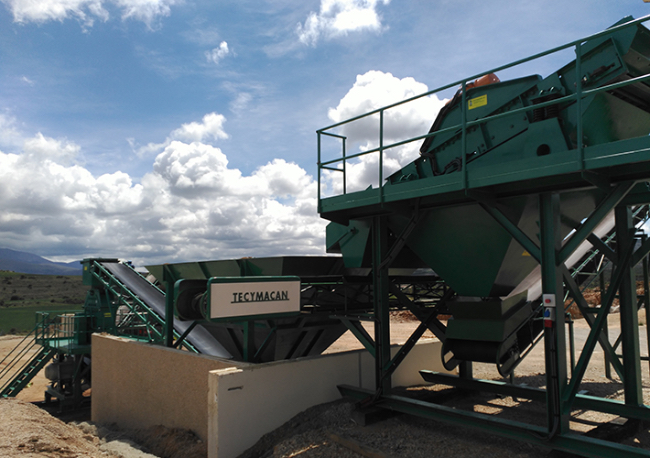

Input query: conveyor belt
[508,209,637,302]
[100,261,232,358]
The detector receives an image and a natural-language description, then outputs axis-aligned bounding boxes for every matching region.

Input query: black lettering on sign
[231,290,291,303]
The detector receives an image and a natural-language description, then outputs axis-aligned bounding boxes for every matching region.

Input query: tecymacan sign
[208,277,301,319]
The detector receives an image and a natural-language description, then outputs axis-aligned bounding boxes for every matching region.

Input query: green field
[0,271,87,335]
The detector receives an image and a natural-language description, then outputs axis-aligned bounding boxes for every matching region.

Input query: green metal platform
[317,15,650,458]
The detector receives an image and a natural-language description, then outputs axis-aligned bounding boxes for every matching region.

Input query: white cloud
[170,112,229,143]
[0,70,444,264]
[23,133,80,166]
[230,92,252,113]
[205,41,230,64]
[0,114,327,265]
[0,112,24,151]
[136,112,228,157]
[114,0,179,26]
[323,70,447,194]
[1,0,179,28]
[297,0,391,46]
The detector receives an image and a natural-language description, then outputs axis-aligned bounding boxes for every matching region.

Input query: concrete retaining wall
[91,334,446,458]
[208,341,445,458]
[91,334,247,440]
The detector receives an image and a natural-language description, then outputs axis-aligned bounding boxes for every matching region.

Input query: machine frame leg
[539,192,570,435]
[615,205,643,405]
[372,215,391,393]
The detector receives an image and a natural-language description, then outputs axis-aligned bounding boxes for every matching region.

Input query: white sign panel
[209,280,301,319]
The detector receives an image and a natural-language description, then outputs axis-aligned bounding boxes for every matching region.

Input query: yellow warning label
[522,251,531,257]
[104,312,112,317]
[468,94,487,110]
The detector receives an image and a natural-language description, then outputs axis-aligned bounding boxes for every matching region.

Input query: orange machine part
[444,73,500,106]
[466,73,500,90]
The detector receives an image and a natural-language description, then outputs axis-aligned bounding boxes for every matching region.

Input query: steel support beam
[644,244,650,379]
[615,205,643,405]
[559,181,636,264]
[539,192,569,435]
[479,202,541,262]
[563,240,635,407]
[631,234,650,268]
[388,283,448,341]
[243,321,256,362]
[338,317,375,357]
[372,215,391,393]
[162,265,176,348]
[379,312,436,385]
[561,266,625,380]
[419,371,650,422]
[338,384,650,458]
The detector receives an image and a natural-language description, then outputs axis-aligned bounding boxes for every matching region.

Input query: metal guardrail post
[379,109,384,204]
[163,264,175,348]
[317,132,321,209]
[642,247,650,380]
[461,81,467,191]
[342,135,347,195]
[575,42,584,170]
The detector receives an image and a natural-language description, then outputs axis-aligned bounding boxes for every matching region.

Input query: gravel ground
[0,399,206,458]
[1,316,648,458]
[240,316,650,458]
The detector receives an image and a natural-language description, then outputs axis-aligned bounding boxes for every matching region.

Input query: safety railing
[34,311,92,350]
[316,14,650,209]
[0,325,42,395]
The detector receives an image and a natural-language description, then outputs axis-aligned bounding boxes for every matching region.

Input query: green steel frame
[317,15,650,220]
[0,310,94,409]
[84,259,197,352]
[317,15,650,458]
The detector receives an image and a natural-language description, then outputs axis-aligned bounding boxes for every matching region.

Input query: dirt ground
[239,313,650,458]
[0,313,649,458]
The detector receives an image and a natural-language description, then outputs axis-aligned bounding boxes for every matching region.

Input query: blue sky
[0,0,648,265]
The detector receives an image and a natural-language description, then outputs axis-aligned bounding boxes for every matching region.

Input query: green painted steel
[615,205,644,405]
[146,256,343,282]
[320,15,650,458]
[321,16,650,297]
[338,384,650,458]
[0,346,57,398]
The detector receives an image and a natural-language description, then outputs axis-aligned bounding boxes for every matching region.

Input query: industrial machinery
[2,14,650,458]
[0,254,448,407]
[318,15,650,458]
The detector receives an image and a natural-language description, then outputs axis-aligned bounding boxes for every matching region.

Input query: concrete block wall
[91,334,248,440]
[91,334,446,458]
[208,341,445,458]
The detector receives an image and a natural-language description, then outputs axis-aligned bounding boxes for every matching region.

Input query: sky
[0,0,648,266]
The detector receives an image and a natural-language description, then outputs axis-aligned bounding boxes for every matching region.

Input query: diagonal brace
[561,266,624,380]
[586,233,617,264]
[380,311,439,384]
[562,240,635,409]
[631,235,650,269]
[337,317,376,357]
[389,284,448,341]
[379,203,421,271]
[559,181,636,264]
[479,203,541,262]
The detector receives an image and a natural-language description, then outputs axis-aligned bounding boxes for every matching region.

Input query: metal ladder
[0,325,57,398]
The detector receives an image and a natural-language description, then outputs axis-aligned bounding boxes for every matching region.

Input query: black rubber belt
[99,261,232,358]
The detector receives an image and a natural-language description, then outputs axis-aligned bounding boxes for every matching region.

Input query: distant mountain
[0,248,83,275]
